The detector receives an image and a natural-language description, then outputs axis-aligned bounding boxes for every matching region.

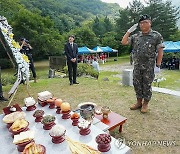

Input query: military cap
[20,38,26,41]
[139,14,151,22]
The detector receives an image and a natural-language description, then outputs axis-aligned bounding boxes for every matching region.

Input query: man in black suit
[64,35,79,85]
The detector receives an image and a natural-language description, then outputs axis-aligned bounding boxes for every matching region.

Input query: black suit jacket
[64,42,78,62]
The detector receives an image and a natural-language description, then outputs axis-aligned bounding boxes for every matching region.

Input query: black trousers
[67,61,77,83]
[0,67,3,96]
[29,58,36,78]
[0,82,2,96]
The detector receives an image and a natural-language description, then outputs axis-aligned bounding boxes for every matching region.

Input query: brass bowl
[101,106,110,114]
[101,106,110,119]
[79,103,96,121]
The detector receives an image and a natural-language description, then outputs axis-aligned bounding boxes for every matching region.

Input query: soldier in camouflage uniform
[121,15,164,113]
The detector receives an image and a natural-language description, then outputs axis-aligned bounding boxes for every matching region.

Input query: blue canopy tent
[78,46,95,55]
[163,41,180,52]
[93,46,118,53]
[92,46,103,53]
[163,41,172,46]
[101,46,118,58]
[174,41,180,48]
[93,46,118,59]
[112,49,118,52]
[100,46,113,52]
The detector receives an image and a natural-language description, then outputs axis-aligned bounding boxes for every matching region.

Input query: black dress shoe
[73,82,79,84]
[0,96,8,101]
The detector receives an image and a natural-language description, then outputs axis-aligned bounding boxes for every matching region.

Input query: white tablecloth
[0,104,131,154]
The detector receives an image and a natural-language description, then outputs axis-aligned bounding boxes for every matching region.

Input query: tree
[115,9,132,38]
[116,0,179,45]
[128,0,144,23]
[20,0,120,33]
[104,16,114,32]
[115,0,144,38]
[0,0,23,20]
[57,14,76,33]
[11,8,65,58]
[142,0,179,40]
[170,30,180,41]
[92,16,106,37]
[101,32,119,49]
[68,26,98,48]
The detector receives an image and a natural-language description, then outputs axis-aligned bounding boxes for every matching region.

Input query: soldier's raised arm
[121,23,138,45]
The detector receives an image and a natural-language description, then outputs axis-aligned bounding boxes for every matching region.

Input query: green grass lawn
[101,56,180,91]
[159,70,180,90]
[103,55,130,66]
[0,57,180,154]
[98,71,120,83]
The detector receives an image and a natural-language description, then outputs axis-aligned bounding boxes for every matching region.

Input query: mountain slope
[20,0,120,33]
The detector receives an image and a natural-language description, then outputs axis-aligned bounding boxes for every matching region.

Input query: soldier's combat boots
[141,102,148,113]
[130,98,142,110]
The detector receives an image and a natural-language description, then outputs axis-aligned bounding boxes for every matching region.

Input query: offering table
[95,112,127,133]
[0,104,130,154]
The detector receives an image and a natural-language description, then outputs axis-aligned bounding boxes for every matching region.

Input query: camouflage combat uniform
[129,30,164,102]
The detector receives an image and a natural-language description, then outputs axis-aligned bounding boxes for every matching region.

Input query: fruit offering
[78,119,91,135]
[71,113,80,126]
[42,115,55,130]
[96,134,111,144]
[24,97,36,107]
[33,110,44,117]
[42,115,55,125]
[71,113,80,119]
[47,97,57,109]
[22,142,46,154]
[49,125,66,144]
[55,98,63,107]
[61,102,71,112]
[96,133,112,152]
[33,110,44,122]
[38,91,52,101]
[47,97,56,103]
[38,99,47,107]
[78,119,90,129]
[49,125,66,137]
